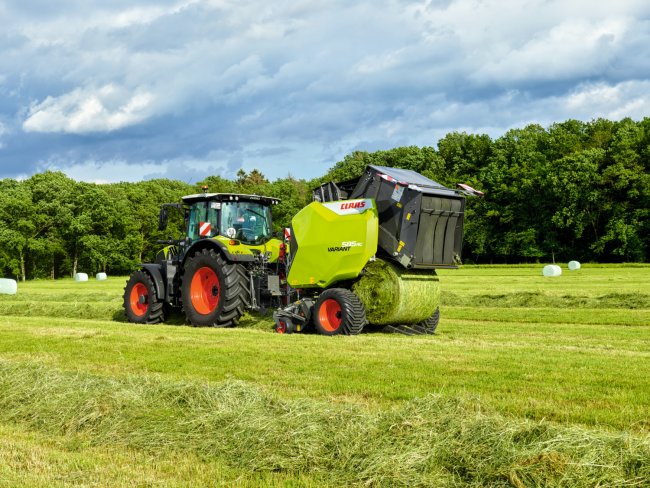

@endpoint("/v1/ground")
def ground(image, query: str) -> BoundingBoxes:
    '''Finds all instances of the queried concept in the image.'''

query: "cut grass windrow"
[0,423,315,488]
[442,291,650,309]
[0,361,648,488]
[443,307,650,326]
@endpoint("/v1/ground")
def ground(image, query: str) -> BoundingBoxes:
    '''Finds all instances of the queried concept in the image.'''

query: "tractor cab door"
[187,201,220,242]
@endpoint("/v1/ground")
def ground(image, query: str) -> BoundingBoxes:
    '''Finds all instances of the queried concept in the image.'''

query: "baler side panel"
[287,200,378,288]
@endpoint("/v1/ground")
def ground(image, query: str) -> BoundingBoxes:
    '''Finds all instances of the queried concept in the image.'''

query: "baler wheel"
[123,270,165,324]
[181,248,249,327]
[314,288,366,336]
[418,307,440,334]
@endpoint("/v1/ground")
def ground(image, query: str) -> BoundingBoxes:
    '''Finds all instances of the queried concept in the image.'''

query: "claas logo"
[340,201,365,210]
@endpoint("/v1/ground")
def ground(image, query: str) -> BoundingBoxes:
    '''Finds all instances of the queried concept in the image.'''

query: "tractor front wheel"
[181,248,249,327]
[123,270,165,324]
[313,288,366,336]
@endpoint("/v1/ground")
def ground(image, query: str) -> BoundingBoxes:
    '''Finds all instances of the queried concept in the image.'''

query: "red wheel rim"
[130,282,149,317]
[319,298,342,332]
[276,321,287,334]
[190,266,220,315]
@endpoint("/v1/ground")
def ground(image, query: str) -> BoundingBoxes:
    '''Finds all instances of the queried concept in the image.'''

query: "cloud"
[564,81,650,120]
[23,84,154,133]
[40,158,163,184]
[0,0,648,182]
[475,19,625,83]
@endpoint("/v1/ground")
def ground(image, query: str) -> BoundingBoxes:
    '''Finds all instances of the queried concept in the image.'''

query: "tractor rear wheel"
[123,270,165,324]
[181,248,249,327]
[313,288,366,336]
[418,307,440,334]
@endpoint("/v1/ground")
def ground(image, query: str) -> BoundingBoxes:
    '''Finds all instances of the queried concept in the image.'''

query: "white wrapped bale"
[542,265,562,277]
[96,272,108,281]
[0,278,17,295]
[568,261,581,271]
[74,273,89,282]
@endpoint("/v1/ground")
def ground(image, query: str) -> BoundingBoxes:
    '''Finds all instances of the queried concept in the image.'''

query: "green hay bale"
[352,258,440,325]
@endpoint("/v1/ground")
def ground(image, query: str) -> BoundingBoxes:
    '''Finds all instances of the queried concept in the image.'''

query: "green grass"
[1,362,648,487]
[0,423,314,487]
[0,265,648,486]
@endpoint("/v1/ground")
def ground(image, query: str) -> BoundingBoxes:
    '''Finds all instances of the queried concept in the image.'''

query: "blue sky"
[1,0,649,183]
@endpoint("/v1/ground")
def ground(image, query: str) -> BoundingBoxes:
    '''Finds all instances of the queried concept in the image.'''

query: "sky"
[1,0,649,183]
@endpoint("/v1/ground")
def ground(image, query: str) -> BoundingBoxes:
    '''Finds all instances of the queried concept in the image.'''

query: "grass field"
[0,264,648,486]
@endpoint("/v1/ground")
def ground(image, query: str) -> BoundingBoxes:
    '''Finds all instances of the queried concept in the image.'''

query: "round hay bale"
[96,272,108,281]
[0,278,17,295]
[74,273,89,282]
[352,258,440,325]
[568,260,581,271]
[542,265,562,277]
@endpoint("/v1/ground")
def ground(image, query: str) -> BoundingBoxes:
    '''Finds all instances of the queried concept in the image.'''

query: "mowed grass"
[0,423,312,488]
[0,264,648,486]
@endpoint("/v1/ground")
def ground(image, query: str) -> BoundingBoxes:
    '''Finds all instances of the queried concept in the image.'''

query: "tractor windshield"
[220,201,273,245]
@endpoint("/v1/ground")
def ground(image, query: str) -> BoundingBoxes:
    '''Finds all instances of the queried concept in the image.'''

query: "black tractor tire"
[313,288,367,336]
[181,248,250,327]
[123,270,165,324]
[418,307,440,334]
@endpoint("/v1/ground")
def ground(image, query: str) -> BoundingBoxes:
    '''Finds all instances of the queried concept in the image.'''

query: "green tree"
[437,132,492,181]
[266,177,311,230]
[545,149,604,260]
[0,180,36,280]
[27,171,78,278]
[592,119,647,260]
[478,125,551,261]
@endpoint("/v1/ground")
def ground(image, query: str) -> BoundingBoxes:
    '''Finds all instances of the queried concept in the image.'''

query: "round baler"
[273,164,465,335]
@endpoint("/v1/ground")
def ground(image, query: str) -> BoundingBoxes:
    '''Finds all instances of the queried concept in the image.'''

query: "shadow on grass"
[111,307,434,337]
[111,307,188,326]
[112,307,276,330]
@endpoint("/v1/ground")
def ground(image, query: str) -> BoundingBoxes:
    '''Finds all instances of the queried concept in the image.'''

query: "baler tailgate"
[415,194,464,267]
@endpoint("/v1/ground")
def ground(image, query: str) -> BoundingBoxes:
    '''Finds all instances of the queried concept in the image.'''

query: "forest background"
[1,117,648,281]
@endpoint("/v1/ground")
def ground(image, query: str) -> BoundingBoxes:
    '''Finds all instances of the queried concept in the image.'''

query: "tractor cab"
[180,193,280,245]
[157,190,284,269]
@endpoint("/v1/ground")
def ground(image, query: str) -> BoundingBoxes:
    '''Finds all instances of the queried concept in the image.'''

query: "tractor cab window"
[220,201,272,245]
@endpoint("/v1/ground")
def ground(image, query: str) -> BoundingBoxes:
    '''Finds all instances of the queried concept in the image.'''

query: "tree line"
[0,170,312,281]
[0,117,647,280]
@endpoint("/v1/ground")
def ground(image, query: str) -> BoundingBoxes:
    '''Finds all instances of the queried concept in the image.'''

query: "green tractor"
[123,191,285,327]
[123,165,475,334]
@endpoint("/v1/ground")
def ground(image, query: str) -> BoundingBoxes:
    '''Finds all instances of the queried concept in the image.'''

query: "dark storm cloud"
[0,0,649,181]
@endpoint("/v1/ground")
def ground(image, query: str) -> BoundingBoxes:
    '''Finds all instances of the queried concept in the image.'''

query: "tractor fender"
[183,239,255,265]
[140,264,166,301]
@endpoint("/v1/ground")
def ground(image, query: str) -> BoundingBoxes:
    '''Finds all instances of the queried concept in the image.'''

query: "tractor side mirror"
[158,206,169,231]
